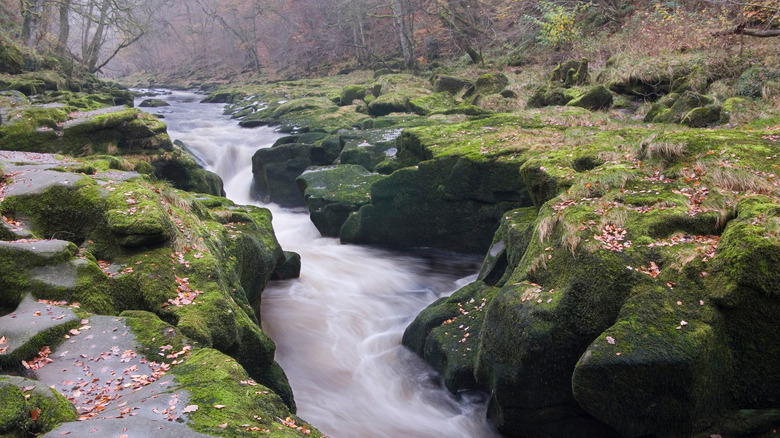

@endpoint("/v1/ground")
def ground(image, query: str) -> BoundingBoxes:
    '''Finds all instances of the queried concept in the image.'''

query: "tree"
[711,0,780,37]
[20,0,46,47]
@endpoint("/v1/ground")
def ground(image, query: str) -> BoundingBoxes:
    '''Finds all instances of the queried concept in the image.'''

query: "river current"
[138,90,502,438]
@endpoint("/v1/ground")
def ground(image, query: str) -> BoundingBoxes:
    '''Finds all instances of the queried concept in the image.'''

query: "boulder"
[645,91,717,125]
[551,59,588,88]
[0,377,77,437]
[152,142,225,196]
[272,251,301,280]
[138,98,170,107]
[432,75,472,95]
[297,165,386,237]
[339,85,366,106]
[566,85,613,111]
[340,155,531,253]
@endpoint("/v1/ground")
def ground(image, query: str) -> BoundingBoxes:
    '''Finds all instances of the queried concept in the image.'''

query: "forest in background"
[0,0,778,81]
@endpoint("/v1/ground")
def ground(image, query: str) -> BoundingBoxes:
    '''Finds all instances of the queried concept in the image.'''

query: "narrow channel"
[140,90,502,438]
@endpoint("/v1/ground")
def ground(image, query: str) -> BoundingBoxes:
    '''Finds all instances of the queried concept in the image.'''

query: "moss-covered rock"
[152,142,225,196]
[297,164,386,237]
[339,85,366,106]
[471,72,509,95]
[0,35,24,75]
[432,75,472,95]
[566,85,613,111]
[0,377,77,437]
[138,98,171,107]
[402,281,499,392]
[340,154,532,253]
[409,92,457,115]
[551,59,589,88]
[252,140,331,207]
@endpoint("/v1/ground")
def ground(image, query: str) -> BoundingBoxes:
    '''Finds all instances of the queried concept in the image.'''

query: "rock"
[566,85,613,111]
[272,251,301,280]
[551,59,588,88]
[735,66,780,98]
[526,86,582,108]
[0,377,77,437]
[0,294,79,368]
[367,91,414,116]
[139,98,171,107]
[646,91,716,124]
[252,143,321,207]
[467,73,509,97]
[340,155,531,253]
[682,104,722,127]
[402,282,499,392]
[0,35,24,75]
[337,128,404,171]
[297,165,386,237]
[432,75,472,95]
[339,85,366,106]
[153,142,225,196]
[409,92,457,116]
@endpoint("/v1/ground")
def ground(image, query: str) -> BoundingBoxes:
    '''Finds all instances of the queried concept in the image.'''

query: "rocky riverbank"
[192,60,780,437]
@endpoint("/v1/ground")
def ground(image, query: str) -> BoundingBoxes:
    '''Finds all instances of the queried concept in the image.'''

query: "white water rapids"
[138,90,502,438]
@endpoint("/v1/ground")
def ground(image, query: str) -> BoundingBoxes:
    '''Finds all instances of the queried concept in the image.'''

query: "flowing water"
[138,90,502,438]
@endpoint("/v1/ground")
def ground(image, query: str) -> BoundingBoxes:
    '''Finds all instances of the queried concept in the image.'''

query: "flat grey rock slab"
[0,166,85,197]
[30,259,85,289]
[0,151,74,166]
[42,417,215,438]
[0,239,73,260]
[0,294,78,360]
[35,315,209,435]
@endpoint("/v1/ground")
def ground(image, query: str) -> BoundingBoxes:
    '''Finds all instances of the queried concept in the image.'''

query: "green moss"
[403,281,499,391]
[0,378,77,437]
[173,349,321,437]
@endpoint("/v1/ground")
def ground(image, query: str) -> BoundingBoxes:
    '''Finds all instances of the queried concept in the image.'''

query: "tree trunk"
[21,0,45,48]
[84,0,111,72]
[392,0,414,68]
[57,0,71,54]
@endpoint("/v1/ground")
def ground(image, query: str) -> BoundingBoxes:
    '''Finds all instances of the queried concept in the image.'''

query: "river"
[137,90,502,438]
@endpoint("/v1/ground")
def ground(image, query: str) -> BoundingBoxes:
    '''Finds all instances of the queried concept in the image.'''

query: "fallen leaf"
[218,423,228,428]
[30,408,41,421]
[214,404,226,409]
[182,405,199,413]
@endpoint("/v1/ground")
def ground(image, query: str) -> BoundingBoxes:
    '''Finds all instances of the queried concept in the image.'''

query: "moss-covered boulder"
[340,154,531,253]
[400,116,780,437]
[138,98,170,107]
[432,75,472,95]
[471,72,509,95]
[0,152,295,412]
[339,85,366,106]
[734,65,780,98]
[152,142,225,196]
[551,59,589,88]
[526,86,583,108]
[297,164,386,237]
[249,133,342,207]
[402,282,499,392]
[0,377,77,437]
[409,92,457,116]
[566,85,613,111]
[336,128,404,172]
[645,91,717,125]
[238,96,369,133]
[0,35,24,75]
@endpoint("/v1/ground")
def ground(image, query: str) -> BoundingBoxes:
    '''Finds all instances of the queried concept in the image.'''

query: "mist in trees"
[6,0,779,77]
